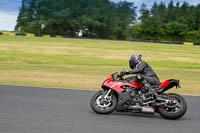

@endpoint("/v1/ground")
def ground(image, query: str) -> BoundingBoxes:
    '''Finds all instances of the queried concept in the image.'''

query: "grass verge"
[0,36,200,94]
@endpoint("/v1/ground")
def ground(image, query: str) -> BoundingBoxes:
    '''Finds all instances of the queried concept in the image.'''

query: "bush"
[185,30,200,42]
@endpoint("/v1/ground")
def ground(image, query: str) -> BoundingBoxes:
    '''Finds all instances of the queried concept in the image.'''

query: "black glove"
[119,70,129,77]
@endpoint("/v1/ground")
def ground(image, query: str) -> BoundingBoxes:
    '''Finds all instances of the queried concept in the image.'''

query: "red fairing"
[102,73,144,93]
[102,75,113,86]
[159,80,171,88]
[105,75,113,80]
[103,81,134,93]
[111,82,126,92]
[131,82,144,88]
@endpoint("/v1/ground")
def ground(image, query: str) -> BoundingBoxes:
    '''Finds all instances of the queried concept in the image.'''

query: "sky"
[0,0,21,31]
[0,0,200,31]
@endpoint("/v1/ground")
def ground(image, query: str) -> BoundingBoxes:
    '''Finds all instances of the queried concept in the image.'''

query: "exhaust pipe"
[141,107,155,113]
[128,106,154,113]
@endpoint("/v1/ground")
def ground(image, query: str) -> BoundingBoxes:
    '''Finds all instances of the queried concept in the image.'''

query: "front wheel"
[158,93,187,120]
[90,90,118,114]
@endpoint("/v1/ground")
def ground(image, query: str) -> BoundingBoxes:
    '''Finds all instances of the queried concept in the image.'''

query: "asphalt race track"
[0,84,199,133]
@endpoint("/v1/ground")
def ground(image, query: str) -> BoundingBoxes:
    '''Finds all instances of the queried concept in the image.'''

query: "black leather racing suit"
[126,61,160,86]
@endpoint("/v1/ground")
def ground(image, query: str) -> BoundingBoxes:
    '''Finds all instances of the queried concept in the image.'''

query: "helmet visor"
[129,56,138,69]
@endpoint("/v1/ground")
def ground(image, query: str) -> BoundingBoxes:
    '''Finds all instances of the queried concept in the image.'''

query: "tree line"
[136,1,200,42]
[15,0,200,42]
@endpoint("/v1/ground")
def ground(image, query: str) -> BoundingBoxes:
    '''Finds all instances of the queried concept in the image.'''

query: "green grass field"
[0,36,200,95]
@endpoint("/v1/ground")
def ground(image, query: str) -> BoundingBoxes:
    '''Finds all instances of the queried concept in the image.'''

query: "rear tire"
[90,90,118,114]
[158,93,187,120]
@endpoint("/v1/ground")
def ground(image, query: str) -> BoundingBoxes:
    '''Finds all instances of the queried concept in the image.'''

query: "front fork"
[101,89,112,100]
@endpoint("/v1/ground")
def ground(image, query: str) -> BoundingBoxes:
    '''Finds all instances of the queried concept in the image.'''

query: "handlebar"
[112,72,123,81]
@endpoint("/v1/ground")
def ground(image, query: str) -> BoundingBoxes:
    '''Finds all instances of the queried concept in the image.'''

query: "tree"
[165,21,187,41]
[167,0,176,22]
[157,2,167,23]
[15,0,137,39]
[15,0,29,32]
[139,3,150,23]
[151,2,159,17]
[15,0,200,42]
[139,16,163,40]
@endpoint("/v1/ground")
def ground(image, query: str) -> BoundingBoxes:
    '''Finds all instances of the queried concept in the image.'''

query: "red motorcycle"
[90,72,187,120]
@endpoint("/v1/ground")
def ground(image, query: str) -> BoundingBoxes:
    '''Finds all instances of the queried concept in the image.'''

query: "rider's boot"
[135,74,156,102]
[141,80,156,102]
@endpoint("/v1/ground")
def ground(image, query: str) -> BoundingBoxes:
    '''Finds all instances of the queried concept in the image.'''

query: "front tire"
[158,93,187,120]
[90,90,118,114]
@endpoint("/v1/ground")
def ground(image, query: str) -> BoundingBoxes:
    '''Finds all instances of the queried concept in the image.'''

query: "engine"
[120,85,144,106]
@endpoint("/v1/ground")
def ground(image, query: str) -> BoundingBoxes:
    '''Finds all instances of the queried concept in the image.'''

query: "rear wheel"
[90,90,118,114]
[158,93,187,120]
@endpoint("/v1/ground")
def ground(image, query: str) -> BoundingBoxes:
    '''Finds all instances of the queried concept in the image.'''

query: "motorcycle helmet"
[129,54,142,69]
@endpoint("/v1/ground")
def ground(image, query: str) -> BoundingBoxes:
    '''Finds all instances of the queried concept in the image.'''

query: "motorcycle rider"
[120,54,160,97]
